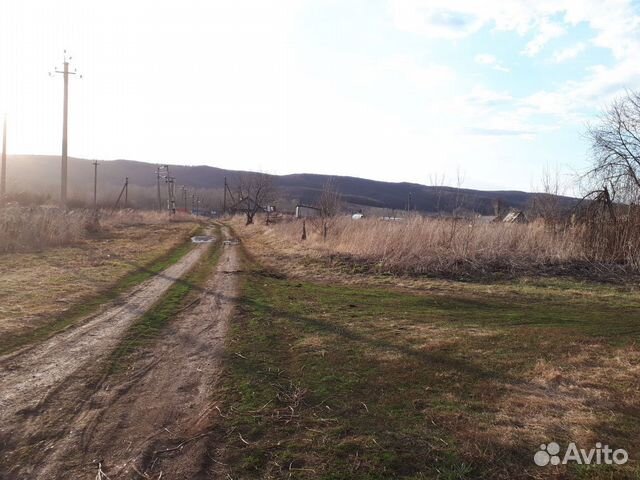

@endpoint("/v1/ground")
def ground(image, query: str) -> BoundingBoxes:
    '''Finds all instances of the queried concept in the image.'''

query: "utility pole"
[166,173,176,215]
[223,176,227,215]
[181,185,187,211]
[52,51,80,207]
[156,166,162,211]
[92,160,99,208]
[113,177,129,210]
[1,115,6,203]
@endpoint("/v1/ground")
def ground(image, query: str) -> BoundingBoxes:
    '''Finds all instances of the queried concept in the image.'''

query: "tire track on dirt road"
[0,234,211,434]
[2,225,241,479]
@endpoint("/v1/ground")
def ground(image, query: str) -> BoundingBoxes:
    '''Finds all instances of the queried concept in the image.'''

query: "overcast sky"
[1,0,639,191]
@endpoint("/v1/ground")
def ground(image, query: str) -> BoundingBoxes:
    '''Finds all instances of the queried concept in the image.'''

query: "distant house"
[352,212,365,220]
[295,204,321,219]
[501,211,527,224]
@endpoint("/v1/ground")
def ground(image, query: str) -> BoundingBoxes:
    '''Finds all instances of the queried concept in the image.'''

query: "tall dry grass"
[257,215,640,278]
[0,206,90,253]
[0,207,197,253]
[100,209,194,227]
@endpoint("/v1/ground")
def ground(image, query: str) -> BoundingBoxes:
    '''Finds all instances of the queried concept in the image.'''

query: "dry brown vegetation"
[215,215,640,479]
[0,214,200,349]
[220,224,640,479]
[235,215,640,279]
[0,206,89,253]
[0,206,195,253]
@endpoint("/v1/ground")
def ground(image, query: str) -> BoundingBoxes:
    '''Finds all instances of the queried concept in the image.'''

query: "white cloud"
[464,86,513,106]
[521,20,565,56]
[390,0,640,123]
[388,0,540,38]
[474,53,510,72]
[389,0,485,39]
[561,0,640,60]
[381,54,457,87]
[552,42,586,63]
[388,0,637,60]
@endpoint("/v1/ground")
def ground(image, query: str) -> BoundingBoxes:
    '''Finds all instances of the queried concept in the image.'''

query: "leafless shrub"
[531,164,567,225]
[574,188,640,268]
[312,178,342,240]
[577,90,640,268]
[235,173,275,225]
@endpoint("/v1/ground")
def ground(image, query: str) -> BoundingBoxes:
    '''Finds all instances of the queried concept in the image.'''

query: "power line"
[50,51,81,207]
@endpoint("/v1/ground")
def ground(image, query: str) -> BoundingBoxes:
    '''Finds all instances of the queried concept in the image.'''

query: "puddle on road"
[191,235,215,243]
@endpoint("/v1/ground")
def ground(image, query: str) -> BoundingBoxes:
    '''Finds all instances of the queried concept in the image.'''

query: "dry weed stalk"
[0,206,195,253]
[245,214,640,276]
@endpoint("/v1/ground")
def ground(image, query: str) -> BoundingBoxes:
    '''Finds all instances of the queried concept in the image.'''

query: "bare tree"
[532,164,566,224]
[236,173,275,225]
[586,90,640,203]
[316,178,341,240]
[452,167,467,216]
[429,172,446,215]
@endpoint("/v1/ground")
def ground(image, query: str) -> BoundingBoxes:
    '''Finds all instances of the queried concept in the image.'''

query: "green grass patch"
[218,271,640,479]
[0,225,202,356]
[106,225,222,373]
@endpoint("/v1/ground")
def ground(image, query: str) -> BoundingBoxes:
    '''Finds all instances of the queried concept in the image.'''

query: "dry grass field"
[2,210,639,478]
[213,216,640,479]
[233,215,640,280]
[0,209,201,354]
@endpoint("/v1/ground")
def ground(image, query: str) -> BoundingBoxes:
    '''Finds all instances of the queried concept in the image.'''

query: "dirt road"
[0,225,241,478]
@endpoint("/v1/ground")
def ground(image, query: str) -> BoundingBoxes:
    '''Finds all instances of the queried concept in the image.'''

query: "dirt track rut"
[0,227,239,478]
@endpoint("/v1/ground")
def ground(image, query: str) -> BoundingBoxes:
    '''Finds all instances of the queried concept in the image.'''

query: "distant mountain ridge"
[4,155,578,214]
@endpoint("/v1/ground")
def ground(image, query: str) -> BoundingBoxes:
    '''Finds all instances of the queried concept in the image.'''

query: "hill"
[3,155,577,214]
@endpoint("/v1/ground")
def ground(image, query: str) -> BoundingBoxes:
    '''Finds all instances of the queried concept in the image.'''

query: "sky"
[0,1,639,192]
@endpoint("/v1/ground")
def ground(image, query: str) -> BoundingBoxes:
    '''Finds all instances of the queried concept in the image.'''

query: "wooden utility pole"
[156,166,162,211]
[1,115,6,203]
[113,177,129,210]
[223,176,227,215]
[92,160,99,208]
[165,172,176,215]
[52,52,79,207]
